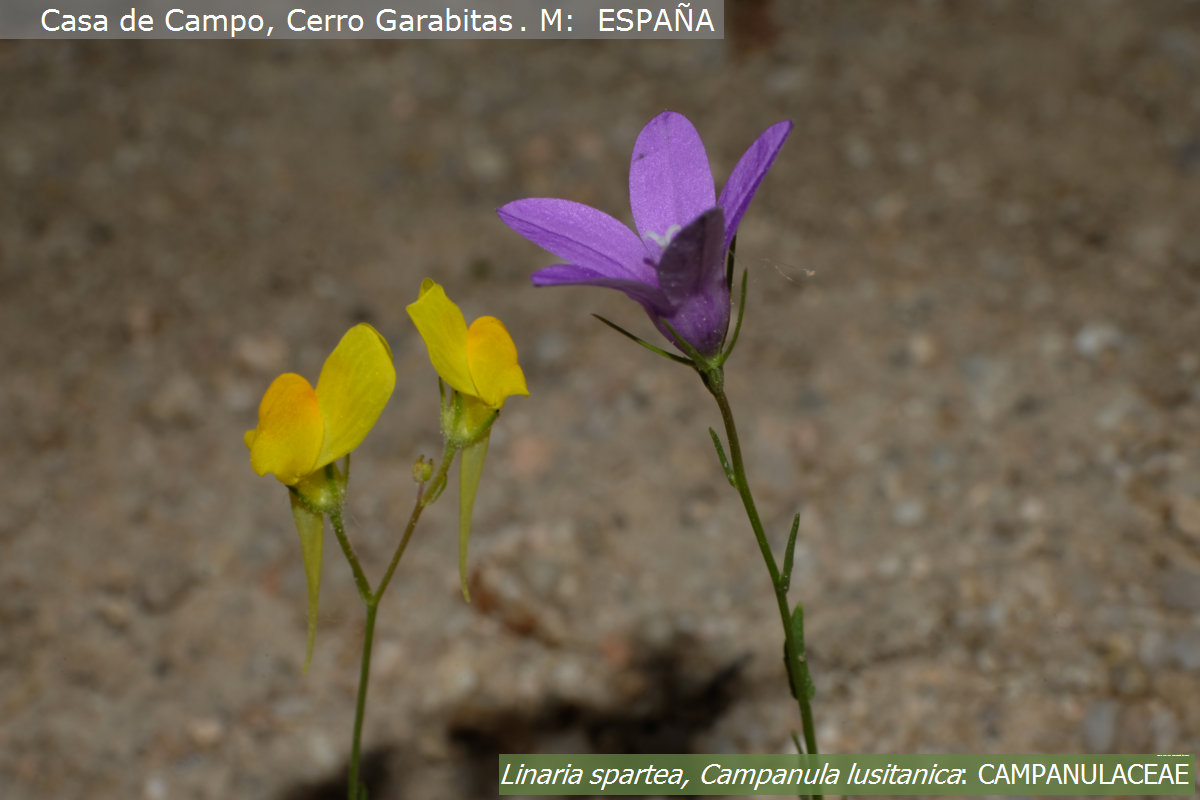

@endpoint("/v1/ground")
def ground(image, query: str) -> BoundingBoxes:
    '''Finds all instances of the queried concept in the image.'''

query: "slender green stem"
[330,509,372,604]
[330,506,377,800]
[332,444,457,800]
[704,368,821,791]
[420,440,458,509]
[378,448,452,599]
[347,599,378,800]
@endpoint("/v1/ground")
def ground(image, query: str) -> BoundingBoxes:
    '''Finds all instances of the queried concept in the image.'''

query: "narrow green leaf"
[790,603,816,701]
[457,434,491,602]
[781,512,801,592]
[789,603,804,648]
[708,427,736,487]
[287,491,325,673]
[801,664,816,700]
[783,639,798,700]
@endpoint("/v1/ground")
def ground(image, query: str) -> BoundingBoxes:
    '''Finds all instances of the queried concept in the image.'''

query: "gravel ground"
[2,3,1200,798]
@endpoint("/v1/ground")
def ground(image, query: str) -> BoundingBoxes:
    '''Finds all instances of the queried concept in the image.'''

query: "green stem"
[332,445,456,800]
[704,368,821,791]
[347,599,378,800]
[421,439,458,508]
[378,447,452,599]
[330,509,372,605]
[329,507,375,800]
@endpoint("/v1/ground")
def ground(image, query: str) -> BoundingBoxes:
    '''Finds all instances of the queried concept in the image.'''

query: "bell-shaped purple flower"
[498,111,792,358]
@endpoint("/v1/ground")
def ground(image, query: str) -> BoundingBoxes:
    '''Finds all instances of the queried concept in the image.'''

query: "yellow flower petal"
[406,278,478,398]
[313,323,396,469]
[246,373,323,485]
[466,316,529,409]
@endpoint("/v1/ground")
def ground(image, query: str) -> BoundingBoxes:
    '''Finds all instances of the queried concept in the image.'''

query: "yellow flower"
[245,323,397,487]
[244,323,395,671]
[406,277,528,434]
[407,278,528,601]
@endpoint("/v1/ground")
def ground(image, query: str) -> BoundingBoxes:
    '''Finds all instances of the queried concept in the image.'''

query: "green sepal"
[441,386,499,449]
[659,317,707,366]
[593,314,694,366]
[708,427,736,488]
[457,433,491,602]
[287,489,325,673]
[716,268,749,368]
[786,603,816,701]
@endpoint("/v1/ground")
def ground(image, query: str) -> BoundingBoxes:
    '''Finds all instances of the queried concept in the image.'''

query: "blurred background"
[2,2,1199,797]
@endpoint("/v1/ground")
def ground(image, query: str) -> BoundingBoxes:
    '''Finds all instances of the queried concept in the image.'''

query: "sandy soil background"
[2,2,1200,798]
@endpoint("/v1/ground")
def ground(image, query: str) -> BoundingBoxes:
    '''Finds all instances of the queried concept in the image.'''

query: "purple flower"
[498,111,792,358]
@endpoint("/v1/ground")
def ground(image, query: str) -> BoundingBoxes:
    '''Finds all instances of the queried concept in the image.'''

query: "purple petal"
[654,291,730,358]
[628,112,716,243]
[531,263,671,313]
[716,120,793,251]
[498,198,651,282]
[654,208,730,356]
[656,207,726,307]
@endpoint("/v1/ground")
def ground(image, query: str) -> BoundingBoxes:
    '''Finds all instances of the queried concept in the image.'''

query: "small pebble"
[147,373,204,426]
[232,333,288,374]
[143,775,167,800]
[97,597,132,631]
[908,333,938,367]
[892,499,927,528]
[186,717,224,749]
[1169,631,1200,671]
[1081,700,1118,752]
[1074,322,1124,359]
[1157,568,1200,612]
[1137,630,1169,670]
[137,558,196,614]
[1170,494,1200,542]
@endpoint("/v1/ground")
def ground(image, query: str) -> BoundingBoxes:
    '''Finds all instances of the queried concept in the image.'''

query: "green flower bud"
[413,455,434,483]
